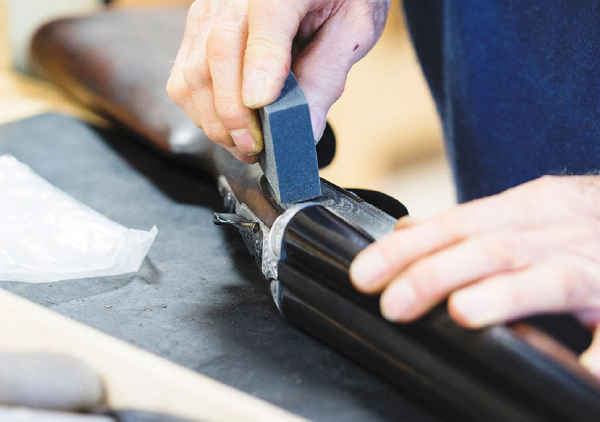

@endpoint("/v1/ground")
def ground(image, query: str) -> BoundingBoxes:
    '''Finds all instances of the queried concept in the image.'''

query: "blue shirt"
[403,1,600,202]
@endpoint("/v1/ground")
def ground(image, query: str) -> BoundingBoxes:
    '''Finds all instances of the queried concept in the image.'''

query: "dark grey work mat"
[0,113,440,422]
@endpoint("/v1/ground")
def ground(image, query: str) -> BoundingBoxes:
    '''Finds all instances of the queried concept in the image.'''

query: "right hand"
[167,0,390,163]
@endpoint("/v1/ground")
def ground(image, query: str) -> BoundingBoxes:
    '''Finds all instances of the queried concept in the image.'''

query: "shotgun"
[29,7,600,421]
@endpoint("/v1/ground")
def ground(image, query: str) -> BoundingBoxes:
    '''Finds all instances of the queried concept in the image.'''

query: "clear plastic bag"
[0,154,157,282]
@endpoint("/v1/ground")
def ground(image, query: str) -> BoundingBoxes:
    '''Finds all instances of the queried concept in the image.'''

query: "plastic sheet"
[0,154,157,282]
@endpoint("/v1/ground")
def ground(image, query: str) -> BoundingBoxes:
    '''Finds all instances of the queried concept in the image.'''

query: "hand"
[350,175,600,376]
[167,0,389,162]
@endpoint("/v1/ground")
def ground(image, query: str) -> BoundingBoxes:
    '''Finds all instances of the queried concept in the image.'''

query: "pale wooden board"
[0,0,105,127]
[0,0,103,126]
[0,0,9,70]
[0,71,107,127]
[0,288,307,422]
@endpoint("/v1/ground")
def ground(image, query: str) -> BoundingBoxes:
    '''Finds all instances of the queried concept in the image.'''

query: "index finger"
[350,184,554,294]
[242,0,313,108]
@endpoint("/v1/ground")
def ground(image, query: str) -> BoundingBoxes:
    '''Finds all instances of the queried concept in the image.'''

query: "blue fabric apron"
[403,1,600,202]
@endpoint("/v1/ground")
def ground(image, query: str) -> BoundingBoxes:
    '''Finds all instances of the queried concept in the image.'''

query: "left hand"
[349,175,600,376]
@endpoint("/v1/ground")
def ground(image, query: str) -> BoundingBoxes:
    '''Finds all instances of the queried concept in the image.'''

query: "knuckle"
[377,233,410,272]
[214,95,246,126]
[346,3,380,40]
[428,217,461,246]
[202,120,230,145]
[187,0,202,16]
[303,69,348,106]
[166,76,189,103]
[403,261,445,299]
[206,25,244,60]
[249,0,301,23]
[482,236,518,270]
[246,34,290,60]
[187,0,215,24]
[182,62,211,92]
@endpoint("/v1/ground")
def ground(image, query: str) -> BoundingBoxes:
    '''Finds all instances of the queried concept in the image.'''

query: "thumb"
[580,323,600,378]
[243,0,311,109]
[293,3,386,141]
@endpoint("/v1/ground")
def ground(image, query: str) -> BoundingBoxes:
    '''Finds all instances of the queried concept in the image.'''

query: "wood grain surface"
[0,288,307,422]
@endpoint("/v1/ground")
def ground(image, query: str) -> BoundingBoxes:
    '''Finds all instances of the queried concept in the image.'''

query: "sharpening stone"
[259,72,322,203]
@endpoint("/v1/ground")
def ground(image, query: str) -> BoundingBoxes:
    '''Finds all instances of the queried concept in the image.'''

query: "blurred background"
[0,0,454,217]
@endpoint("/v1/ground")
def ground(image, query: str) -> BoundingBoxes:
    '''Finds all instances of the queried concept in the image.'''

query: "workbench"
[0,113,441,422]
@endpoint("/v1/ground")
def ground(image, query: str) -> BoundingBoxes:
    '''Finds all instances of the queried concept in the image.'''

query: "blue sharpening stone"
[259,72,322,203]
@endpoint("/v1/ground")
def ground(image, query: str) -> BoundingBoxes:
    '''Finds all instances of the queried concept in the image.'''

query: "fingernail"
[230,129,259,156]
[451,289,498,327]
[243,71,266,107]
[380,280,417,321]
[309,106,325,143]
[350,248,388,289]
